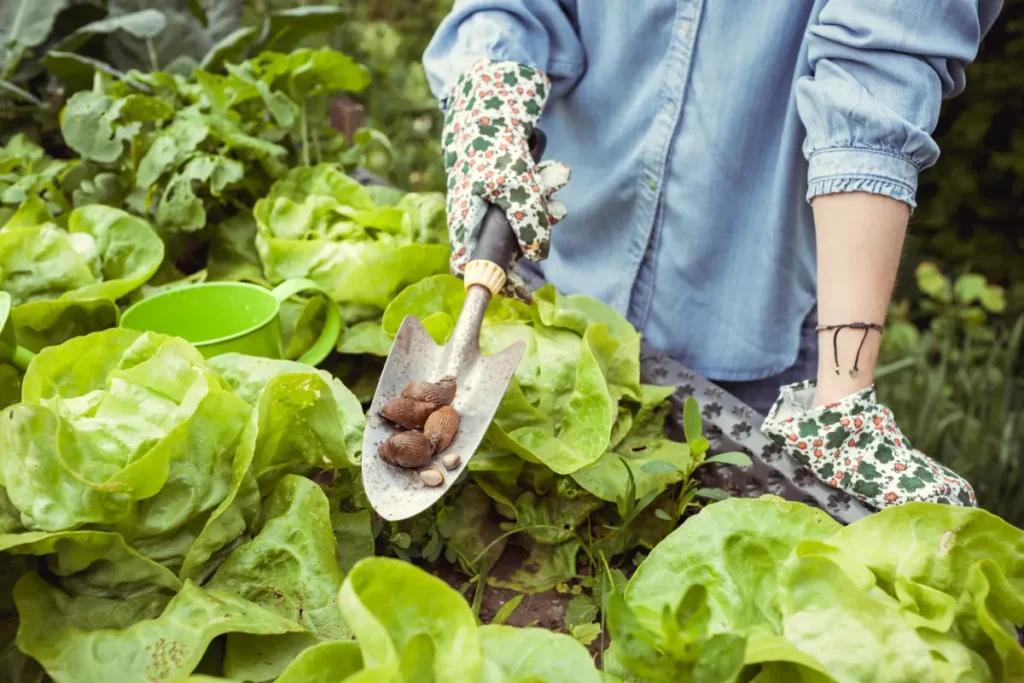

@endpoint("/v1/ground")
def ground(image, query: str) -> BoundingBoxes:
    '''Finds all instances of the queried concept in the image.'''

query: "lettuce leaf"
[14,574,302,683]
[623,496,1024,682]
[0,202,163,350]
[253,164,449,308]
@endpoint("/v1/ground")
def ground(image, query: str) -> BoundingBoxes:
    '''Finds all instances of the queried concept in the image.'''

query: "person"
[422,0,1002,510]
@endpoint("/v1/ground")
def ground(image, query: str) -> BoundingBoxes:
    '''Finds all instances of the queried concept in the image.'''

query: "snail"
[378,431,433,469]
[380,397,436,430]
[401,376,457,406]
[424,406,460,454]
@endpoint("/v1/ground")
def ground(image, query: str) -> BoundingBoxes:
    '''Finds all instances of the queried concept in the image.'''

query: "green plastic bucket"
[119,279,341,365]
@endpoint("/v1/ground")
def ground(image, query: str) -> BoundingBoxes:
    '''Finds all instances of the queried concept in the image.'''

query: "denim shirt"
[423,0,1001,382]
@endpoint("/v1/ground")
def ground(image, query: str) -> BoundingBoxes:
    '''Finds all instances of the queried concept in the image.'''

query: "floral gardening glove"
[762,381,977,510]
[442,59,571,274]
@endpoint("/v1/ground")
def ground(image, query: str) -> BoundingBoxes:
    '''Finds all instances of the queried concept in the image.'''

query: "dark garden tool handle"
[472,128,547,273]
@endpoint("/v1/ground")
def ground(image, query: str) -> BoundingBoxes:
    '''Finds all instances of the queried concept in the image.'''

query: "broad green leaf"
[260,6,346,53]
[0,530,182,594]
[64,205,164,300]
[199,27,259,72]
[338,557,482,682]
[742,627,835,681]
[0,0,68,74]
[809,502,1024,679]
[381,274,465,340]
[336,320,392,356]
[915,262,951,303]
[135,116,210,188]
[980,284,1007,313]
[437,483,507,575]
[703,451,753,467]
[253,47,371,99]
[331,509,374,575]
[275,640,364,683]
[156,154,244,232]
[14,574,303,683]
[1,333,244,533]
[954,273,987,304]
[180,357,363,580]
[574,386,691,502]
[210,476,348,680]
[43,52,128,93]
[488,538,580,593]
[479,625,603,682]
[254,166,449,307]
[51,9,167,54]
[625,497,841,636]
[533,285,641,401]
[683,396,702,444]
[206,213,266,284]
[779,555,955,682]
[0,206,160,337]
[61,92,135,163]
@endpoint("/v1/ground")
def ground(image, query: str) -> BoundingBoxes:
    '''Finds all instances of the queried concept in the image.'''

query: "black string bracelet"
[816,322,884,378]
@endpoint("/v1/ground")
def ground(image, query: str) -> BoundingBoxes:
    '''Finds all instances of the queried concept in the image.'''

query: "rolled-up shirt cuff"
[806,147,921,209]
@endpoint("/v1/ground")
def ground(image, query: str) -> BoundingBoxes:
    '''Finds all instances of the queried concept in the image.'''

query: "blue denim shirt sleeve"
[422,0,586,106]
[796,0,1003,208]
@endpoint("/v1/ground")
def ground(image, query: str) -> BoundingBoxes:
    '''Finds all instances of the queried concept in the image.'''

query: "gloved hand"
[762,381,977,509]
[442,59,570,274]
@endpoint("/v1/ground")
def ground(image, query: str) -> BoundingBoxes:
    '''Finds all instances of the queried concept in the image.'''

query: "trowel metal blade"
[362,314,525,521]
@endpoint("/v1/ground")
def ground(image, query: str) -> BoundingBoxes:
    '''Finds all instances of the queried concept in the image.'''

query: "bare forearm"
[812,192,909,406]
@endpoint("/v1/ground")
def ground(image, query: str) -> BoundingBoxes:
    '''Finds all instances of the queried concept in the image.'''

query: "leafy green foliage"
[0,199,163,350]
[878,262,1024,526]
[621,496,1024,682]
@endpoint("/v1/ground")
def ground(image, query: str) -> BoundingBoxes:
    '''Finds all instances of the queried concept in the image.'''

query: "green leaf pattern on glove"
[762,381,977,509]
[442,59,570,273]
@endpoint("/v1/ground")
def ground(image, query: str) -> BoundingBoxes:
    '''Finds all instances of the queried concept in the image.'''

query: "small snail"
[424,406,460,454]
[378,431,433,469]
[401,376,457,406]
[380,397,436,430]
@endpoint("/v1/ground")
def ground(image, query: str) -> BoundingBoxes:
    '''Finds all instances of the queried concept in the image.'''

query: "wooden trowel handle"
[464,128,547,296]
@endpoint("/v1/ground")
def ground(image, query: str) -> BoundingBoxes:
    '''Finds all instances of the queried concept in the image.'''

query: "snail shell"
[401,376,457,406]
[380,397,436,429]
[424,406,460,454]
[378,431,433,469]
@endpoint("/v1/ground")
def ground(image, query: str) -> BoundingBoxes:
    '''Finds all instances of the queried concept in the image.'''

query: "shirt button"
[647,176,658,191]
[664,102,676,116]
[677,20,692,37]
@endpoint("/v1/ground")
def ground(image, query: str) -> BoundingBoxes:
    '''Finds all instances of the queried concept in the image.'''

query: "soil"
[425,550,609,664]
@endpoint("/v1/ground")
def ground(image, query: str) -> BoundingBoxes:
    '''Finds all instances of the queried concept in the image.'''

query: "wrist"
[813,323,882,406]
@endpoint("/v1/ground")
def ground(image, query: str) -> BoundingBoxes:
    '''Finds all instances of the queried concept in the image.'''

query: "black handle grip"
[472,128,547,273]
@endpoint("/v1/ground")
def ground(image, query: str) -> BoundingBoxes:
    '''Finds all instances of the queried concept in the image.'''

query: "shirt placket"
[620,1,704,328]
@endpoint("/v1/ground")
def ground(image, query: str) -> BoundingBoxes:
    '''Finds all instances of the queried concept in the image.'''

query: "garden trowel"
[362,131,547,521]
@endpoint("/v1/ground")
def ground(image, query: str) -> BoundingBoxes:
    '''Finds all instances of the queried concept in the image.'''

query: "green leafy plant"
[617,496,1024,682]
[878,262,1024,527]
